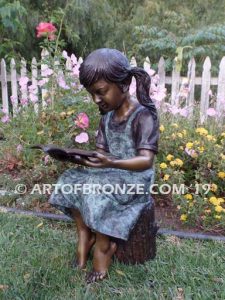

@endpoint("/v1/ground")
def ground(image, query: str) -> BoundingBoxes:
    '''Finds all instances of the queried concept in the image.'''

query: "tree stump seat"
[113,203,158,265]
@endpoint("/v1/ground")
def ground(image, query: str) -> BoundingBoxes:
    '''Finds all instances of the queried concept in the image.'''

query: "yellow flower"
[163,174,170,181]
[209,197,221,206]
[206,135,216,141]
[166,154,174,161]
[182,129,187,136]
[177,133,183,138]
[174,158,183,167]
[221,132,225,138]
[218,171,225,179]
[214,215,221,220]
[172,123,178,128]
[160,163,167,169]
[66,110,76,116]
[179,146,184,150]
[215,205,223,213]
[189,203,194,207]
[194,140,200,145]
[186,142,194,149]
[184,194,193,200]
[160,125,165,132]
[210,184,217,192]
[180,214,187,221]
[196,127,208,136]
[217,198,225,204]
[198,146,205,153]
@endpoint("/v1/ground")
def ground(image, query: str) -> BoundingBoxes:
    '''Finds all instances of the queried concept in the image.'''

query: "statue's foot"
[72,232,96,270]
[86,241,117,284]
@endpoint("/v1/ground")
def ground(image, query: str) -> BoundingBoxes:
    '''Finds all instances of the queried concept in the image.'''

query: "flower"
[207,108,217,117]
[209,197,223,206]
[186,142,193,149]
[160,162,167,169]
[210,184,217,192]
[196,127,208,136]
[166,154,174,161]
[185,147,198,158]
[177,132,183,138]
[36,22,57,40]
[75,132,89,143]
[184,194,193,200]
[74,113,89,129]
[214,215,221,220]
[159,125,165,132]
[1,115,10,123]
[180,214,187,221]
[172,123,178,128]
[163,174,170,181]
[218,171,225,179]
[215,205,224,213]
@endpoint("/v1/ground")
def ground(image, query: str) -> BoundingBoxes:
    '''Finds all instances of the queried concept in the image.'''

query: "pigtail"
[130,67,157,120]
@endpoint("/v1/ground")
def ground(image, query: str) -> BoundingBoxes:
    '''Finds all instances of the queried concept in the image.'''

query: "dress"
[49,105,159,240]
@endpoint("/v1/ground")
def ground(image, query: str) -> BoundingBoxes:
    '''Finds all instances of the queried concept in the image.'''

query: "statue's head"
[79,48,132,93]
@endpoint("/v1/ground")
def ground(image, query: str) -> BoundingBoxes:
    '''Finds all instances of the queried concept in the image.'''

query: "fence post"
[158,57,165,89]
[200,57,211,124]
[20,58,28,101]
[216,56,225,121]
[10,58,18,115]
[1,59,9,114]
[186,58,196,117]
[31,57,39,113]
[171,58,181,106]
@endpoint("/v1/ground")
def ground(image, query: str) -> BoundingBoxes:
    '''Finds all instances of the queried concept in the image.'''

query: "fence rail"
[0,51,225,124]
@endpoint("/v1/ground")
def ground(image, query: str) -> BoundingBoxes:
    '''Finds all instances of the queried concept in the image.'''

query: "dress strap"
[126,106,144,127]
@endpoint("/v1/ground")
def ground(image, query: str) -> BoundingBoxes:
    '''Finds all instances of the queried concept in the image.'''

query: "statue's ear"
[120,84,129,93]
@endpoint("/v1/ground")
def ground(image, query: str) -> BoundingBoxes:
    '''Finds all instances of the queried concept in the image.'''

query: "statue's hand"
[84,152,113,168]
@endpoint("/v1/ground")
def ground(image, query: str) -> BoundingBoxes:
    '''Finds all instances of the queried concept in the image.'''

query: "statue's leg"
[70,208,96,269]
[86,232,117,284]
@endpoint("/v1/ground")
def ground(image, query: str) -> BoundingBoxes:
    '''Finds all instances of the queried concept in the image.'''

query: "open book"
[30,144,117,163]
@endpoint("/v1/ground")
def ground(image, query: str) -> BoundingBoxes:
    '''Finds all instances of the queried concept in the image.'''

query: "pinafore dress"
[49,106,154,240]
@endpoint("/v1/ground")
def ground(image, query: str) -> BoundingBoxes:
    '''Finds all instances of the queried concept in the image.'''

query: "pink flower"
[57,75,70,90]
[16,144,23,153]
[62,50,68,59]
[1,115,10,123]
[41,65,53,77]
[75,132,89,143]
[38,78,48,87]
[71,54,78,65]
[207,108,217,117]
[10,95,17,105]
[19,76,29,87]
[20,98,28,106]
[74,112,89,129]
[185,147,196,158]
[36,22,57,40]
[179,107,189,118]
[169,105,180,115]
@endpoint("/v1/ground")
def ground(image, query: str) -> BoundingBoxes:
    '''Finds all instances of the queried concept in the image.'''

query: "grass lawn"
[0,213,224,300]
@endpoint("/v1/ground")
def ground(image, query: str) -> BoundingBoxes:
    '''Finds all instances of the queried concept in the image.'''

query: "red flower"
[36,22,57,40]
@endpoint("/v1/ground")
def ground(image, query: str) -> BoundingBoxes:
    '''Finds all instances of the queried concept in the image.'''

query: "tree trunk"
[113,202,158,264]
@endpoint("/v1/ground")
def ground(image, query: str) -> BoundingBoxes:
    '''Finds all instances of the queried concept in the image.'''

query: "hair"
[79,48,157,119]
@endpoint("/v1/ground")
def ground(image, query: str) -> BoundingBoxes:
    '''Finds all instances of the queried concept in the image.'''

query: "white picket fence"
[0,51,225,123]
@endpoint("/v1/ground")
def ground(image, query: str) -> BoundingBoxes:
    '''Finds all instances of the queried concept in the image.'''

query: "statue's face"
[87,79,127,112]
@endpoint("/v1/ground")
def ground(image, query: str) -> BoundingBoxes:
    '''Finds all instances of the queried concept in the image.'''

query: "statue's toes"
[86,271,107,284]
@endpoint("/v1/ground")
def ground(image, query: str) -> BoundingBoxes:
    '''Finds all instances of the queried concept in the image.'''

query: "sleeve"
[95,115,109,151]
[133,108,160,154]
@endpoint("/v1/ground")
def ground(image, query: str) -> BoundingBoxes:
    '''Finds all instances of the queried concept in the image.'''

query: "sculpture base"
[113,203,158,265]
